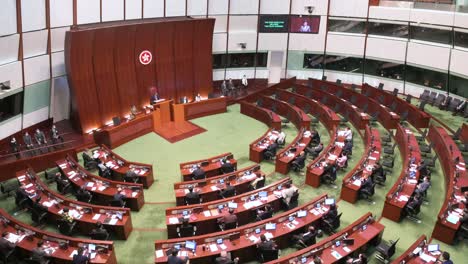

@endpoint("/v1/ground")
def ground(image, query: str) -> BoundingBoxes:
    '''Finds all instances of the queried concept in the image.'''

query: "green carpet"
[1,103,466,264]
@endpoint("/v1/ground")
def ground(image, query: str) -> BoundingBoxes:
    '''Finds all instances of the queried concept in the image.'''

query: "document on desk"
[59,163,67,169]
[220,244,227,250]
[331,251,342,259]
[169,217,179,224]
[132,192,138,197]
[203,210,211,217]
[87,182,95,187]
[108,218,118,225]
[155,250,164,258]
[353,180,362,187]
[420,253,436,263]
[92,214,101,220]
[398,195,409,202]
[447,214,460,224]
[343,247,351,253]
[369,156,376,160]
[210,244,218,252]
[264,232,273,240]
[249,235,259,243]
[211,186,218,191]
[69,250,78,258]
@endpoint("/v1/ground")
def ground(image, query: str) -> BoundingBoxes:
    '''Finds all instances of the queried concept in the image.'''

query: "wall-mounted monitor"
[289,15,321,34]
[259,15,289,33]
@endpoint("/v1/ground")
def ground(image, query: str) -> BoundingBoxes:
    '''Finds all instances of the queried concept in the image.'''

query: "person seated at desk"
[221,160,235,174]
[453,100,466,116]
[215,250,239,264]
[72,247,90,264]
[31,240,51,264]
[51,125,64,144]
[250,173,265,190]
[417,161,430,177]
[191,166,206,180]
[404,193,423,216]
[291,151,307,172]
[32,196,48,214]
[359,176,375,197]
[150,91,161,105]
[195,93,202,102]
[0,232,16,259]
[181,96,189,104]
[219,208,238,230]
[256,204,273,221]
[23,132,34,149]
[342,140,353,154]
[281,183,298,207]
[90,221,109,240]
[311,130,321,145]
[339,127,353,142]
[76,186,92,203]
[263,142,278,160]
[113,188,127,207]
[125,169,139,183]
[336,152,348,169]
[306,143,323,158]
[220,182,236,198]
[276,131,286,145]
[292,225,318,248]
[371,162,385,182]
[257,234,277,252]
[61,208,75,224]
[34,129,47,146]
[323,203,338,224]
[185,186,200,205]
[168,248,189,264]
[346,253,368,264]
[439,251,453,264]
[415,176,431,196]
[55,173,72,194]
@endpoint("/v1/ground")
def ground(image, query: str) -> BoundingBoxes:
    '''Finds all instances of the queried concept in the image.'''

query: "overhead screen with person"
[290,15,321,33]
[259,15,321,34]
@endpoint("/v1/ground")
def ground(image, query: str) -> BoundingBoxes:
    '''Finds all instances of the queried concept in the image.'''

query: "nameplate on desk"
[331,251,342,259]
[155,250,164,258]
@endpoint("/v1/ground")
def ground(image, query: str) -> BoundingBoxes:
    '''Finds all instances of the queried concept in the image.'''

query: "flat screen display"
[289,15,321,34]
[259,15,289,33]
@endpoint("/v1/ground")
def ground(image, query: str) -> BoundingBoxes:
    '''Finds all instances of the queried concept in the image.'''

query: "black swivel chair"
[109,199,127,208]
[1,247,15,264]
[259,249,279,263]
[90,229,110,241]
[359,183,376,204]
[185,196,201,205]
[31,207,48,226]
[219,188,236,199]
[375,238,399,263]
[57,219,77,236]
[176,224,197,238]
[219,220,238,231]
[263,150,276,161]
[322,212,342,235]
[405,202,422,223]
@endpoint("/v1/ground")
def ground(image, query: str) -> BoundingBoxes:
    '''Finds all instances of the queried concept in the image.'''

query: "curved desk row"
[179,152,237,181]
[428,125,468,245]
[0,208,117,264]
[341,126,382,203]
[391,235,427,264]
[57,156,145,211]
[276,128,312,175]
[267,212,384,264]
[240,101,282,131]
[174,164,263,206]
[165,177,293,238]
[155,194,329,264]
[16,168,133,240]
[249,129,280,163]
[93,145,154,188]
[309,79,400,130]
[254,95,311,129]
[382,125,422,222]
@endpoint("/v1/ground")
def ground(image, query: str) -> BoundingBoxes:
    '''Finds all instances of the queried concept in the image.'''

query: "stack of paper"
[169,217,179,224]
[155,250,164,258]
[209,244,218,251]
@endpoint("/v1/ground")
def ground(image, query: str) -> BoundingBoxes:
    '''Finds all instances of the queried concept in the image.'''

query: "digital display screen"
[289,15,321,34]
[259,15,289,33]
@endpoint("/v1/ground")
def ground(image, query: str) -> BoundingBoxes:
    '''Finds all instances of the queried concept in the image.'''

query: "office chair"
[219,221,238,231]
[57,219,77,235]
[55,177,72,195]
[185,196,201,205]
[255,209,273,221]
[448,98,461,112]
[428,92,437,106]
[24,258,50,264]
[420,142,434,154]
[418,101,427,111]
[83,153,98,171]
[322,171,337,189]
[420,90,430,102]
[405,94,412,104]
[383,143,397,156]
[1,247,15,264]
[375,238,399,263]
[423,155,437,168]
[405,202,422,223]
[219,188,236,199]
[321,75,327,81]
[14,190,32,210]
[415,129,428,142]
[109,199,127,208]
[124,175,139,184]
[263,150,276,161]
[44,169,57,184]
[176,224,197,238]
[282,191,299,210]
[31,207,48,226]
[291,160,305,173]
[0,181,19,198]
[249,178,265,191]
[458,223,468,241]
[90,229,110,240]
[451,127,461,141]
[374,171,387,186]
[382,132,393,145]
[378,83,384,90]
[399,111,409,124]
[359,183,376,204]
[370,112,380,125]
[259,249,279,263]
[382,156,395,173]
[322,212,342,235]
[76,191,93,203]
[434,94,445,108]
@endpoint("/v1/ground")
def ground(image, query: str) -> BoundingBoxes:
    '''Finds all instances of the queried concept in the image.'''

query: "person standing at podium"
[150,90,160,105]
[241,75,248,88]
[195,93,202,102]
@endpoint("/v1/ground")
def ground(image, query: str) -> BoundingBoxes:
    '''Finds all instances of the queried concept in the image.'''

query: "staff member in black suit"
[220,182,235,198]
[150,90,161,104]
[72,247,90,264]
[292,226,318,248]
[215,251,239,264]
[191,166,206,180]
[263,142,278,160]
[220,160,235,174]
[257,234,277,252]
[31,240,50,264]
[113,188,127,207]
[185,186,200,204]
[291,151,307,172]
[76,186,92,203]
[90,221,109,240]
[167,248,189,264]
[0,232,15,259]
[23,132,34,149]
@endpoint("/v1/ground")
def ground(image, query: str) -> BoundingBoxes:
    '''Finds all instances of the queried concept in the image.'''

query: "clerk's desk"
[180,152,237,181]
[173,97,227,122]
[428,125,468,244]
[174,164,262,206]
[0,208,117,264]
[93,145,154,188]
[382,125,422,222]
[165,177,293,238]
[305,134,345,188]
[240,101,282,131]
[275,128,312,175]
[155,194,330,264]
[391,235,427,264]
[267,212,384,264]
[341,127,381,203]
[57,156,145,211]
[250,129,281,163]
[308,79,401,130]
[16,168,132,239]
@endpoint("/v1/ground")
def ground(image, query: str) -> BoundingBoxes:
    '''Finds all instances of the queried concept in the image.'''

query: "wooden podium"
[152,100,173,129]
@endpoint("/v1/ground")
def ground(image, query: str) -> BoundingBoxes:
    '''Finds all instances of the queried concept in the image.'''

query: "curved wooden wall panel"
[65,18,215,133]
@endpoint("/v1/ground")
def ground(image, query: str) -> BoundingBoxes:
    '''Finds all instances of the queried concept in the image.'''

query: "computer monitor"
[297,210,307,218]
[255,228,261,234]
[427,244,439,252]
[88,244,96,251]
[185,241,196,251]
[258,191,268,198]
[265,223,276,230]
[182,210,189,216]
[343,238,355,246]
[325,198,335,205]
[218,204,224,210]
[335,241,341,247]
[219,179,224,184]
[174,244,181,250]
[216,238,223,244]
[277,185,282,190]
[301,257,307,263]
[228,202,238,209]
[250,195,256,201]
[288,216,295,222]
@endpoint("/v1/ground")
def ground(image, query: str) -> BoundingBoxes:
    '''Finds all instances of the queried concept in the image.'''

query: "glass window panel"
[409,25,452,45]
[363,59,405,80]
[213,54,227,69]
[328,19,366,34]
[0,92,23,122]
[324,56,363,73]
[405,65,447,91]
[303,54,325,69]
[228,53,256,68]
[454,30,468,49]
[367,22,409,39]
[449,74,468,98]
[256,53,268,67]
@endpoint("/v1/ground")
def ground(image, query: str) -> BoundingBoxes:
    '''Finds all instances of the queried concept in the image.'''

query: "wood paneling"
[66,18,215,133]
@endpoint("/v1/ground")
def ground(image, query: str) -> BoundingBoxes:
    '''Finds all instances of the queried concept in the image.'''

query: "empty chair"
[424,155,438,168]
[322,212,342,235]
[420,90,430,102]
[375,238,399,263]
[184,195,201,205]
[428,91,437,105]
[434,93,446,107]
[109,199,127,208]
[415,129,428,142]
[359,182,376,204]
[219,220,238,231]
[448,98,461,112]
[384,143,397,156]
[440,96,452,110]
[57,219,77,235]
[0,180,19,198]
[321,75,327,81]
[418,101,427,111]
[351,84,357,91]
[362,104,369,113]
[176,220,197,238]
[259,249,279,263]
[420,142,433,154]
[382,156,395,170]
[400,111,408,124]
[382,132,393,144]
[374,170,387,186]
[406,94,412,103]
[83,152,98,171]
[405,196,423,223]
[452,128,461,141]
[370,112,380,124]
[392,88,398,96]
[336,79,342,85]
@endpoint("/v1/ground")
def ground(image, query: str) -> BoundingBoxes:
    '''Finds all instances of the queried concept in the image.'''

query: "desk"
[295,85,369,130]
[16,169,133,240]
[382,125,422,222]
[309,79,400,130]
[57,156,145,211]
[257,95,311,129]
[361,84,430,128]
[173,97,227,122]
[341,127,381,203]
[155,194,329,264]
[0,208,117,264]
[165,177,292,238]
[180,152,237,181]
[93,145,154,188]
[428,125,468,244]
[276,128,312,175]
[174,164,262,206]
[240,101,282,130]
[305,135,345,188]
[392,235,427,264]
[267,212,384,264]
[93,113,153,149]
[249,129,281,163]
[403,244,444,264]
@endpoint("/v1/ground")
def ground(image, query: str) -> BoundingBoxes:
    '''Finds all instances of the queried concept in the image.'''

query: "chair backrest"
[178,225,195,237]
[388,238,399,257]
[289,191,300,204]
[224,221,237,230]
[406,94,412,103]
[261,249,279,262]
[392,88,399,96]
[255,178,266,189]
[109,199,124,207]
[305,90,313,98]
[185,196,200,205]
[336,79,342,85]
[303,104,311,114]
[91,230,109,240]
[288,97,296,105]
